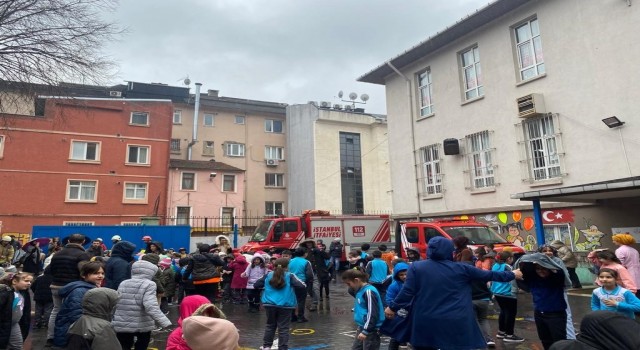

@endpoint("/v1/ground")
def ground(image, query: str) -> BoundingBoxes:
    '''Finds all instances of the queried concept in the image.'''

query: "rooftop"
[169,159,244,172]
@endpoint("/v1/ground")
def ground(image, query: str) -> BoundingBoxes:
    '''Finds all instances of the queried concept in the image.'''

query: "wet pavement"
[30,283,597,350]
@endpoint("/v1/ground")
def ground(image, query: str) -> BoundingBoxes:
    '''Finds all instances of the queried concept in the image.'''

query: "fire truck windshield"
[442,226,508,245]
[249,220,274,242]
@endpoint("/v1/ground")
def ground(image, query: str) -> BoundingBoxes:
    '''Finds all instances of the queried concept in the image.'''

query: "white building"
[286,103,391,215]
[359,0,640,254]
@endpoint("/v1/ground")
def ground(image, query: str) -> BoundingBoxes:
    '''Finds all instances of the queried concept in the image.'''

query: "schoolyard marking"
[291,328,315,335]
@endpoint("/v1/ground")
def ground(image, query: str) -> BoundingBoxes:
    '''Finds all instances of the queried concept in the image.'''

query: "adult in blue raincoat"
[385,236,521,350]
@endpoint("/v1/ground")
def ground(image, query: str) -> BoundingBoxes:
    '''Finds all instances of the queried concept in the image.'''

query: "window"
[127,145,150,165]
[130,112,149,126]
[265,202,284,216]
[170,139,181,153]
[67,180,97,202]
[176,207,191,225]
[544,224,574,250]
[221,207,234,226]
[235,115,245,124]
[340,132,363,214]
[424,228,443,242]
[222,174,236,192]
[405,227,419,243]
[124,182,147,203]
[466,131,494,189]
[265,173,285,187]
[515,18,545,81]
[181,172,195,190]
[203,141,215,156]
[418,69,434,116]
[265,146,284,160]
[203,113,215,127]
[523,115,562,181]
[173,110,182,124]
[225,143,245,157]
[70,141,100,161]
[420,144,442,195]
[63,221,94,226]
[121,222,142,226]
[0,135,6,158]
[265,119,283,133]
[460,46,483,100]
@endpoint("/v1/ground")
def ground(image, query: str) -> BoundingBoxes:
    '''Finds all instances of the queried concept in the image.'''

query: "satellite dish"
[338,91,344,98]
[348,92,358,100]
[183,78,191,86]
[360,94,369,102]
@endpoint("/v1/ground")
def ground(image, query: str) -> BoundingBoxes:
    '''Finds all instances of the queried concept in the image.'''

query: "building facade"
[0,96,173,234]
[286,103,392,215]
[359,0,640,256]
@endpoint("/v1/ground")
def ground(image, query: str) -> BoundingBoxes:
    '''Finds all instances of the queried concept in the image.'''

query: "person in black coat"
[300,239,329,311]
[184,244,224,303]
[105,241,136,290]
[20,240,43,275]
[31,266,54,328]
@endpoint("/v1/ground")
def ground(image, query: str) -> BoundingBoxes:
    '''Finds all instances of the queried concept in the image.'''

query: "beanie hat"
[141,253,160,266]
[159,257,172,268]
[183,316,239,350]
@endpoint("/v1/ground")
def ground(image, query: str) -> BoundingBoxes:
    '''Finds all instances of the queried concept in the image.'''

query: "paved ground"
[30,281,597,350]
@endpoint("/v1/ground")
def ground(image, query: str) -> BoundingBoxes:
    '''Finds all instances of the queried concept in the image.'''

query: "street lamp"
[602,116,631,176]
[602,116,625,128]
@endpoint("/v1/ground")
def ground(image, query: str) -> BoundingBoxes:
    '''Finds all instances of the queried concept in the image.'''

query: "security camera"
[209,172,217,178]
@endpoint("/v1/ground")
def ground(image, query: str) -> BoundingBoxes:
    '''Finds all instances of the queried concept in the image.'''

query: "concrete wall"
[286,104,317,214]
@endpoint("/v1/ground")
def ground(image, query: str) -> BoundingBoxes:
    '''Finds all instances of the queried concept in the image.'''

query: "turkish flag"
[542,209,575,223]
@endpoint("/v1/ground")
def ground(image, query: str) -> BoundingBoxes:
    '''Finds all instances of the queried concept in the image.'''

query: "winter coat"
[31,268,54,303]
[381,262,411,343]
[329,241,343,258]
[615,244,640,288]
[242,254,268,289]
[185,252,224,281]
[49,243,91,287]
[67,288,121,350]
[388,236,515,349]
[300,239,330,279]
[166,295,221,350]
[105,241,135,290]
[112,260,171,333]
[551,240,578,268]
[549,310,640,350]
[255,272,306,308]
[53,281,97,346]
[160,267,176,298]
[21,244,42,275]
[0,243,14,265]
[0,285,24,349]
[228,255,249,289]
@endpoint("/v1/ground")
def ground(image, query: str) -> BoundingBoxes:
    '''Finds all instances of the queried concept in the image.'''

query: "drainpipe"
[385,61,422,217]
[187,83,202,160]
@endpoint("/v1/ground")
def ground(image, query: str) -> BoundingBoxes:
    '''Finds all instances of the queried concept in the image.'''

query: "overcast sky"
[104,0,489,114]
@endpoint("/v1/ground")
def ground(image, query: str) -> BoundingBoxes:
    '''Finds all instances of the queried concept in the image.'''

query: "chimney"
[207,89,219,97]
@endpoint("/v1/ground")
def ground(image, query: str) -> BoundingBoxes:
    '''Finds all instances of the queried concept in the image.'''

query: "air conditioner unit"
[266,159,279,167]
[319,101,331,108]
[109,91,122,97]
[333,104,342,110]
[517,93,546,118]
[307,101,318,106]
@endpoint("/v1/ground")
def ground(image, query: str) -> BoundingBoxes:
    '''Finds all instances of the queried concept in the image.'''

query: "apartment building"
[359,0,640,252]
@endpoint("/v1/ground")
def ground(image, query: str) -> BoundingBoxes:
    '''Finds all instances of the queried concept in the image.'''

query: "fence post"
[233,223,238,248]
[204,217,208,237]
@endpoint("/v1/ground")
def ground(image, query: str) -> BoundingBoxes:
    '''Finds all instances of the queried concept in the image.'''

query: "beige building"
[286,103,391,215]
[170,89,288,219]
[359,0,640,254]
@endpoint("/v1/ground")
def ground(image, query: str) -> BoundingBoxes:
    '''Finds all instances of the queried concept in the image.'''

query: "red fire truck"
[240,210,390,260]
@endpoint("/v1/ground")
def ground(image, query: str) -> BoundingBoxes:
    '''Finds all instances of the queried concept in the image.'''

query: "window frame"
[203,113,215,127]
[203,141,215,156]
[0,135,4,158]
[235,115,245,125]
[222,174,236,192]
[221,207,235,226]
[170,139,181,153]
[523,115,562,181]
[265,202,284,216]
[181,172,196,191]
[225,143,245,157]
[66,179,98,202]
[465,131,495,190]
[123,182,148,204]
[514,17,545,81]
[173,110,182,124]
[265,119,284,133]
[126,144,150,165]
[265,173,285,188]
[417,68,434,117]
[420,144,442,196]
[130,111,149,126]
[264,146,284,160]
[69,140,101,162]
[63,221,95,226]
[459,46,484,101]
[176,206,191,226]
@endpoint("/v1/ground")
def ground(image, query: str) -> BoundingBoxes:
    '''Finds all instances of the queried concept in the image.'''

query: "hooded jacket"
[549,310,640,350]
[243,253,268,289]
[166,295,214,350]
[185,251,224,281]
[105,241,136,290]
[385,262,409,305]
[551,240,578,269]
[381,262,411,342]
[182,316,239,350]
[66,288,121,350]
[227,255,249,289]
[388,236,515,349]
[53,280,97,346]
[112,260,172,332]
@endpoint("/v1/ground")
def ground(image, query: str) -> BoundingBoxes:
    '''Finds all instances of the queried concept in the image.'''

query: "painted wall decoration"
[611,227,640,242]
[574,219,606,251]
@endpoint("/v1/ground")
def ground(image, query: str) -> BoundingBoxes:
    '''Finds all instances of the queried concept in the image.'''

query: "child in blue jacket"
[343,268,384,350]
[591,268,640,318]
[382,262,409,350]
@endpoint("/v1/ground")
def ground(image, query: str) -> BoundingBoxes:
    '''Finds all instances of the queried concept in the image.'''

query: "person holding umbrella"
[20,238,46,275]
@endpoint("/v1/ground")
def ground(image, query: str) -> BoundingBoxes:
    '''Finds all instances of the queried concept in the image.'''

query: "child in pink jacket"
[228,254,249,304]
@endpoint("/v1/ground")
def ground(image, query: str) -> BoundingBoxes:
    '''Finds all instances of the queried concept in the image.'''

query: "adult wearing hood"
[550,240,581,289]
[612,233,640,296]
[550,310,640,350]
[167,295,226,350]
[67,288,121,350]
[385,236,520,350]
[184,243,224,303]
[105,241,136,290]
[300,239,329,311]
[215,235,232,254]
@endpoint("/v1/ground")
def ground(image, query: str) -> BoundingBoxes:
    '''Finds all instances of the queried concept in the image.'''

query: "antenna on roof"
[337,90,369,109]
[177,76,191,86]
